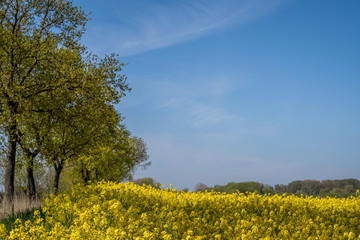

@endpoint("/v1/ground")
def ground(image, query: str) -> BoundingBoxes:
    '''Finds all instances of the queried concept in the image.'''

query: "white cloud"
[84,0,286,56]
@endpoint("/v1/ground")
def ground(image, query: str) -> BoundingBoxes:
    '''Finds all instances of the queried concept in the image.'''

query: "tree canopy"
[0,0,149,203]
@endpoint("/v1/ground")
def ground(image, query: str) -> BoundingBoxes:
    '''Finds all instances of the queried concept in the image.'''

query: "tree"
[43,103,120,193]
[21,62,130,194]
[1,46,93,198]
[210,181,273,194]
[300,180,321,196]
[194,183,208,192]
[132,177,160,189]
[285,180,302,194]
[3,145,46,197]
[75,124,150,184]
[0,0,89,203]
[15,109,45,199]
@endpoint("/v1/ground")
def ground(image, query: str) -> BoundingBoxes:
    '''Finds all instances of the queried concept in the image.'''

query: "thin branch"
[23,86,56,98]
[19,56,38,85]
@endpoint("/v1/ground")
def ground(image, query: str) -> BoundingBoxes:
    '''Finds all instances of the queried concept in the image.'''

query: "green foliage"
[0,0,91,201]
[71,125,150,184]
[132,177,161,189]
[275,178,360,197]
[0,0,148,200]
[202,179,359,198]
[209,181,274,194]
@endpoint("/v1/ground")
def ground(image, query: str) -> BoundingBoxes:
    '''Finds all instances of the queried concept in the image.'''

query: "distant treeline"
[206,179,360,198]
[131,177,360,198]
[274,179,360,197]
[207,182,274,195]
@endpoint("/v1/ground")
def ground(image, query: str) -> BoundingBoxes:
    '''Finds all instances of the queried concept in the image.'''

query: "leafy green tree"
[0,0,89,203]
[285,180,302,194]
[0,0,135,201]
[210,181,273,194]
[300,180,321,196]
[75,125,150,184]
[25,73,129,193]
[132,177,160,189]
[274,179,360,197]
[6,145,46,196]
[15,111,46,199]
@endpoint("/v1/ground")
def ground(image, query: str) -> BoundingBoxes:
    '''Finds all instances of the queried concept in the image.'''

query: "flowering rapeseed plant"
[1,181,360,239]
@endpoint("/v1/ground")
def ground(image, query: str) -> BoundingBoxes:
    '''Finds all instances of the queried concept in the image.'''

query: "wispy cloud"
[190,103,235,128]
[157,76,240,128]
[160,97,188,109]
[85,0,285,56]
[160,97,236,128]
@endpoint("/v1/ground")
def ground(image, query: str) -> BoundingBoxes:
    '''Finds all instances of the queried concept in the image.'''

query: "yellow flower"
[5,181,360,239]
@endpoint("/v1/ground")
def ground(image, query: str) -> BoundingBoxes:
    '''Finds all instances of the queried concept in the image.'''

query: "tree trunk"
[4,125,17,205]
[53,159,63,194]
[53,169,61,194]
[23,150,39,201]
[27,163,36,201]
[81,162,91,184]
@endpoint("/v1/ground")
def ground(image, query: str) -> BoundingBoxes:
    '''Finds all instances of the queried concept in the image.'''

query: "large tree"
[0,0,133,203]
[14,50,131,195]
[0,0,89,203]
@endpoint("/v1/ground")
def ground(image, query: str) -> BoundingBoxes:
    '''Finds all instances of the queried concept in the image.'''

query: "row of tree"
[200,179,360,197]
[0,0,149,204]
[131,178,360,198]
[274,179,360,197]
[205,181,273,194]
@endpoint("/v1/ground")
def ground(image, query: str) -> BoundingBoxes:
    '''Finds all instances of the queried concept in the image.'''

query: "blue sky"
[78,0,360,190]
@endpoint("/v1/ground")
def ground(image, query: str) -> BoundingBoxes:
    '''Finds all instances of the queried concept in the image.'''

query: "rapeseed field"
[1,181,360,239]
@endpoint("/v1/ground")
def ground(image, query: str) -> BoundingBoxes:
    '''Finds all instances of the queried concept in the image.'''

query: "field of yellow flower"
[1,181,360,239]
